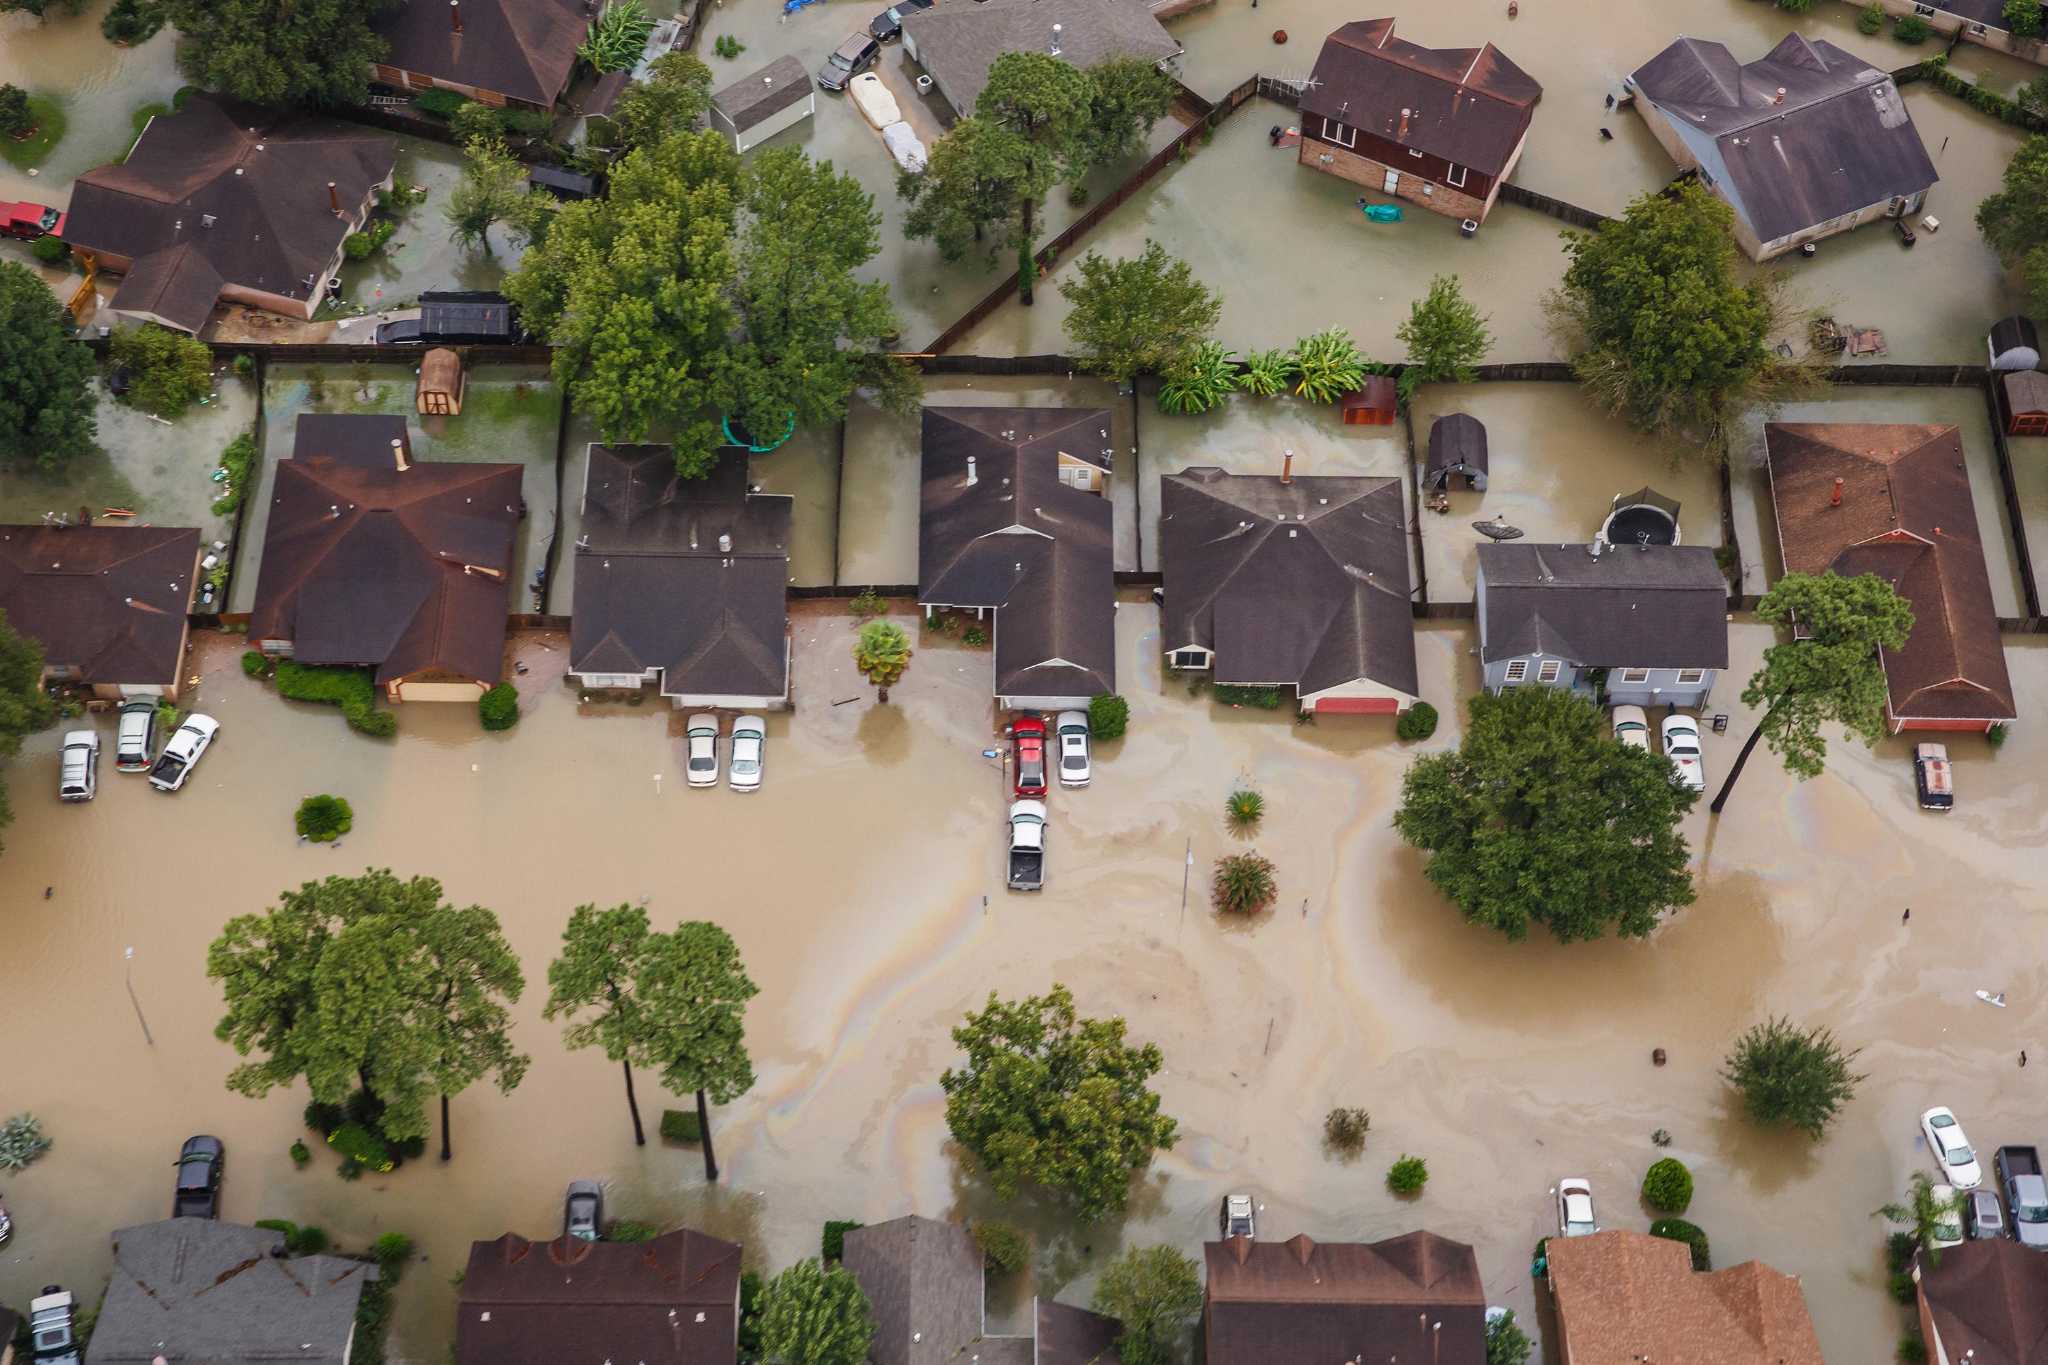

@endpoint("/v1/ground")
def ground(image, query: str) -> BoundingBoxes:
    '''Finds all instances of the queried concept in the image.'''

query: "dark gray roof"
[1477,542,1729,669]
[1161,468,1418,698]
[901,0,1180,116]
[713,56,813,132]
[1036,1300,1124,1365]
[1425,414,1488,476]
[1302,19,1541,176]
[1927,0,2011,25]
[87,1219,376,1365]
[457,1230,743,1365]
[918,407,1116,700]
[571,446,791,700]
[843,1216,1032,1365]
[1990,314,2039,363]
[374,0,588,106]
[1631,33,1937,243]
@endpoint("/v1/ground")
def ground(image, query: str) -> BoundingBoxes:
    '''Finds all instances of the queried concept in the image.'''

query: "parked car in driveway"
[1996,1145,2048,1248]
[1553,1178,1598,1237]
[115,699,159,772]
[148,714,218,792]
[728,715,765,792]
[1611,704,1651,752]
[1055,711,1090,787]
[686,714,720,788]
[1,200,64,241]
[1011,715,1048,797]
[58,730,98,802]
[564,1180,603,1242]
[1219,1192,1255,1240]
[29,1286,82,1365]
[1922,1106,1984,1190]
[1915,742,1953,811]
[1931,1182,1966,1249]
[1965,1187,2006,1240]
[173,1136,224,1219]
[817,33,879,91]
[1007,799,1046,890]
[869,0,932,39]
[1660,713,1705,792]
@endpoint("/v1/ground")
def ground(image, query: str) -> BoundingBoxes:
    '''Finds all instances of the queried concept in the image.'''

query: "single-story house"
[1546,1229,1823,1365]
[62,95,395,333]
[712,56,815,154]
[1423,413,1488,491]
[1475,541,1729,710]
[901,0,1181,121]
[569,445,793,710]
[1630,33,1938,260]
[1843,0,2048,66]
[372,0,588,110]
[248,413,524,703]
[1298,18,1542,225]
[918,406,1116,711]
[0,524,201,701]
[1914,1236,2048,1364]
[1160,465,1419,715]
[1764,422,2017,733]
[2004,370,2048,437]
[85,1219,377,1365]
[457,1229,743,1365]
[1203,1231,1486,1365]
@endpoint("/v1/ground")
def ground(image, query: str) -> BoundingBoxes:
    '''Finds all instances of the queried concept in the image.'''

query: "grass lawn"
[1,96,66,171]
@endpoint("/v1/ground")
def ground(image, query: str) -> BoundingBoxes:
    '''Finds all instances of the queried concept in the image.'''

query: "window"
[1408,146,1424,158]
[1421,182,1433,196]
[1676,668,1705,686]
[1445,163,1467,189]
[1321,118,1357,149]
[1170,648,1211,670]
[1503,660,1529,684]
[1911,2,1934,14]
[1620,668,1651,684]
[1537,660,1562,683]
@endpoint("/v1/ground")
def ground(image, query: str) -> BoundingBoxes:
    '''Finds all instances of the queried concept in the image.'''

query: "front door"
[1383,169,1400,194]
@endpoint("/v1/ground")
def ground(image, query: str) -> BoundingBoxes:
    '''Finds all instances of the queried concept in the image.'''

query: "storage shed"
[711,56,814,154]
[1338,375,1397,426]
[528,163,597,199]
[2004,370,2048,437]
[1423,413,1489,491]
[1602,486,1681,546]
[417,347,465,416]
[1989,315,2040,373]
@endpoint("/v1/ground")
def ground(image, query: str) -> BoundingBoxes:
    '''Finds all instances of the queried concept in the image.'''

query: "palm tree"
[1877,1172,1964,1268]
[1212,852,1277,915]
[854,621,912,703]
[1225,789,1264,832]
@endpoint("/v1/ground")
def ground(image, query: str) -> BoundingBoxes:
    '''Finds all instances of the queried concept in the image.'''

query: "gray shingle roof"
[901,0,1180,116]
[843,1216,1032,1365]
[713,56,813,132]
[1477,542,1728,669]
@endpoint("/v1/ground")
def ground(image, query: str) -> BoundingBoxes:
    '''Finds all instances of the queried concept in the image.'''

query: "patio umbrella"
[1472,519,1524,541]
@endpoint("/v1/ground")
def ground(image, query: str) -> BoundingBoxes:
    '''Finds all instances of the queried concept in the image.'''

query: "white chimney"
[391,438,409,473]
[1589,534,1604,560]
[1050,21,1061,53]
[718,532,732,553]
[966,455,978,486]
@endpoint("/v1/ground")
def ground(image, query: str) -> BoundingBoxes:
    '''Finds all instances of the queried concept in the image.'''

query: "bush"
[109,324,213,416]
[414,88,470,118]
[1775,0,1814,10]
[1649,1218,1711,1271]
[1888,1269,1917,1303]
[714,33,745,59]
[242,650,269,678]
[1067,183,1090,207]
[1212,851,1278,914]
[1226,788,1264,830]
[738,1270,765,1360]
[1486,1308,1533,1365]
[372,1232,414,1275]
[608,1220,659,1243]
[479,683,519,731]
[1213,684,1285,709]
[256,1218,297,1236]
[288,1224,330,1254]
[1988,721,2009,749]
[659,1108,702,1144]
[1894,13,1933,41]
[328,1122,395,1175]
[304,1099,345,1134]
[30,234,68,265]
[289,1138,311,1167]
[1898,1331,1928,1363]
[296,794,353,842]
[213,431,258,516]
[1641,1157,1694,1214]
[342,219,397,259]
[1324,1106,1370,1154]
[1857,1,1885,32]
[0,1113,52,1171]
[972,1221,1029,1275]
[0,84,30,140]
[275,662,396,737]
[1887,1230,1920,1274]
[1387,1154,1428,1195]
[101,0,166,43]
[1088,692,1129,740]
[961,625,987,647]
[1157,340,1238,415]
[848,588,886,617]
[1396,701,1439,741]
[348,705,397,737]
[233,353,255,378]
[821,1219,864,1262]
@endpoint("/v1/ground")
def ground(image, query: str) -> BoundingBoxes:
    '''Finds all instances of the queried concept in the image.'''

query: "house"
[1842,0,2048,67]
[1338,376,1398,426]
[248,413,524,702]
[1546,1229,1823,1365]
[0,524,200,701]
[85,1219,376,1365]
[457,1229,743,1365]
[1765,423,2017,733]
[2004,371,2048,437]
[1297,18,1541,225]
[1159,464,1419,716]
[918,406,1116,711]
[900,0,1181,122]
[568,445,793,710]
[1630,33,1937,261]
[1423,413,1489,491]
[1914,1236,2048,1364]
[1202,1231,1485,1365]
[1475,541,1728,709]
[62,95,394,333]
[712,56,815,154]
[372,0,588,110]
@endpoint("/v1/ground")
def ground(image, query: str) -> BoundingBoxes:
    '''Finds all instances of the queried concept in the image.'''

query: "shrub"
[1486,1308,1533,1365]
[275,662,396,737]
[502,108,554,137]
[348,705,397,737]
[256,1218,297,1235]
[1887,1230,1920,1274]
[287,1224,330,1254]
[0,1113,52,1171]
[1212,851,1278,914]
[372,1232,414,1274]
[233,353,255,377]
[1157,340,1238,415]
[1775,0,1814,10]
[821,1219,864,1262]
[296,794,353,842]
[1226,788,1264,830]
[1386,1154,1428,1195]
[608,1220,659,1243]
[1324,1106,1370,1154]
[582,0,657,71]
[1396,701,1439,741]
[1067,182,1090,207]
[972,1220,1029,1275]
[1641,1157,1694,1214]
[242,649,269,678]
[1288,327,1367,403]
[414,88,470,118]
[1652,1127,1673,1147]
[1649,1218,1711,1271]
[1888,1269,1917,1303]
[738,1270,765,1361]
[714,33,745,59]
[1857,1,1885,32]
[961,625,988,647]
[659,1109,702,1144]
[109,324,213,416]
[290,1139,311,1167]
[30,234,68,265]
[328,1122,395,1175]
[342,220,397,259]
[1237,347,1290,397]
[101,0,166,43]
[1213,684,1284,709]
[848,588,886,617]
[0,84,31,140]
[304,1099,345,1135]
[212,431,258,516]
[1894,14,1933,41]
[1898,1331,1928,1363]
[1088,692,1129,739]
[1988,721,2009,749]
[479,682,520,731]
[449,100,505,145]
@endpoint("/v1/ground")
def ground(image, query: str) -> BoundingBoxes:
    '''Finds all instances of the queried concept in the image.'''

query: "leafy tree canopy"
[445,136,551,257]
[1091,1244,1203,1365]
[1393,686,1698,942]
[757,1259,875,1365]
[1978,133,2048,314]
[1724,1015,1864,1139]
[0,609,55,854]
[637,920,759,1104]
[1746,571,1913,778]
[898,115,1041,266]
[0,261,97,468]
[109,323,214,416]
[1071,56,1176,177]
[1395,273,1492,399]
[1059,239,1220,384]
[162,0,393,107]
[608,51,716,153]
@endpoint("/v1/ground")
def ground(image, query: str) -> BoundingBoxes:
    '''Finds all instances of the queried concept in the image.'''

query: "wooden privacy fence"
[1496,182,1610,230]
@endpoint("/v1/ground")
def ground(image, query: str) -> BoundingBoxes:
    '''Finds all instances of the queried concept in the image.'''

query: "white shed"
[711,55,815,154]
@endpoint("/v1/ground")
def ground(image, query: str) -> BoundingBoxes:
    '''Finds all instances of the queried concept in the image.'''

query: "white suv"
[58,730,99,802]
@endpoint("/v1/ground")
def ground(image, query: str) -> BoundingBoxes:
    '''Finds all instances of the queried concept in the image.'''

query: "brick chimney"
[1398,107,1411,140]
[450,0,462,34]
[1830,475,1842,507]
[328,181,340,214]
[1280,448,1293,485]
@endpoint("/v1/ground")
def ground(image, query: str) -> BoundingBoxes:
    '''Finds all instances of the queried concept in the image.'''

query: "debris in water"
[1977,991,2007,1007]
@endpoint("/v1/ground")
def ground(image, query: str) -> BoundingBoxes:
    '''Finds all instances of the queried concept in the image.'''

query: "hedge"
[1649,1217,1711,1270]
[480,682,519,731]
[1901,58,2048,132]
[822,1219,865,1261]
[274,661,396,737]
[659,1109,702,1144]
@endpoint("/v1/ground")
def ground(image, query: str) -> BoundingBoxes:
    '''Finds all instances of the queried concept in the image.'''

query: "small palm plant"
[854,620,912,702]
[1225,789,1264,831]
[580,0,656,71]
[1878,1171,1965,1269]
[1157,341,1238,416]
[1212,851,1277,914]
[1237,347,1290,398]
[1289,327,1368,403]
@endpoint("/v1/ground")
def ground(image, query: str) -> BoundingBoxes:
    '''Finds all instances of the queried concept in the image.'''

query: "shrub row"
[274,661,397,737]
[1905,59,2048,132]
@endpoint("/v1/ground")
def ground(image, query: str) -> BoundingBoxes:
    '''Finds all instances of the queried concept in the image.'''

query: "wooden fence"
[1496,182,1611,231]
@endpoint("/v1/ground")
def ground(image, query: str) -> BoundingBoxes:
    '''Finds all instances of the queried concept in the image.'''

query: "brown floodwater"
[5,610,2046,1364]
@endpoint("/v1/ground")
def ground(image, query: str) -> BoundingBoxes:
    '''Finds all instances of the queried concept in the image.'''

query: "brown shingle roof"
[456,1230,742,1365]
[901,0,1180,117]
[1918,1236,2048,1363]
[0,524,198,688]
[1301,19,1541,177]
[1547,1229,1823,1365]
[1203,1231,1486,1365]
[248,414,522,687]
[1764,422,2016,724]
[374,0,588,107]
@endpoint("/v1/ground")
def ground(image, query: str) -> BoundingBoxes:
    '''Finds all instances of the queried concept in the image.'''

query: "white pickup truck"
[1007,800,1046,891]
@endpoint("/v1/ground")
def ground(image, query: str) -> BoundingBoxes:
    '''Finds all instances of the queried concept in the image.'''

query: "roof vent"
[718,533,732,553]
[201,214,216,228]
[234,167,244,175]
[1049,21,1062,54]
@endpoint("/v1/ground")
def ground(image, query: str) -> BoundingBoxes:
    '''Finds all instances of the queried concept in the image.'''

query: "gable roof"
[1631,34,1937,244]
[1161,468,1417,698]
[901,0,1180,116]
[64,95,394,332]
[1918,1236,2048,1363]
[918,407,1116,700]
[1764,422,2016,724]
[571,445,791,699]
[457,1230,743,1365]
[0,524,198,687]
[374,0,589,106]
[2005,369,2048,418]
[1035,1300,1123,1365]
[1477,542,1729,668]
[248,413,522,686]
[87,1219,376,1365]
[843,1216,1032,1365]
[1301,19,1540,176]
[1203,1231,1485,1365]
[1546,1229,1823,1365]
[713,55,814,132]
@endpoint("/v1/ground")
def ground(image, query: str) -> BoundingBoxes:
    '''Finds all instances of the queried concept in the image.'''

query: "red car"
[1,200,64,241]
[1011,715,1048,798]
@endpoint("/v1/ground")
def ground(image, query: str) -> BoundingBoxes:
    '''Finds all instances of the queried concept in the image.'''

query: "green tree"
[1878,1172,1965,1268]
[101,0,166,44]
[976,52,1092,303]
[0,85,32,139]
[0,610,55,855]
[207,870,528,1157]
[1549,181,1811,456]
[899,116,1041,265]
[1395,274,1492,400]
[608,51,716,152]
[0,261,97,468]
[109,323,213,415]
[446,137,548,256]
[1090,1245,1202,1365]
[1071,56,1176,177]
[1724,1016,1864,1139]
[2019,73,2048,120]
[756,1258,875,1365]
[2006,0,2043,37]
[1710,571,1914,814]
[941,984,1177,1219]
[1058,239,1221,385]
[1978,134,2048,314]
[447,100,504,147]
[1393,687,1698,942]
[636,920,758,1182]
[160,0,393,107]
[544,903,661,1145]
[853,620,911,702]
[1487,1308,1533,1365]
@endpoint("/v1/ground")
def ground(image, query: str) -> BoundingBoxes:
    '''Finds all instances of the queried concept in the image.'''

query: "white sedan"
[1553,1178,1599,1238]
[685,714,720,788]
[1055,710,1091,787]
[1612,704,1651,752]
[728,715,765,792]
[148,714,219,792]
[1930,1183,1966,1249]
[1661,714,1706,792]
[1921,1106,1984,1190]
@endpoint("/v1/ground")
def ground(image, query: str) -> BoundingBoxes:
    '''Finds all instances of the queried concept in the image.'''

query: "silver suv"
[58,730,98,802]
[116,699,159,772]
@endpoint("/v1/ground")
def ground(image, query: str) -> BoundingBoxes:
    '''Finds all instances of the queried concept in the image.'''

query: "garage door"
[1316,696,1399,715]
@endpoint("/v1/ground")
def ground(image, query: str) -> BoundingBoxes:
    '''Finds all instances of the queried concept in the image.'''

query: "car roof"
[731,715,765,734]
[1924,1106,1957,1124]
[836,33,873,54]
[1009,799,1047,818]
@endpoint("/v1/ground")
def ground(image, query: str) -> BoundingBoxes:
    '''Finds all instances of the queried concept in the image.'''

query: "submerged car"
[1011,715,1048,798]
[1922,1107,1984,1190]
[1611,704,1651,753]
[1964,1187,2006,1241]
[868,0,932,40]
[1660,714,1705,792]
[149,714,218,792]
[1055,710,1091,787]
[1219,1192,1255,1240]
[1931,1183,1966,1249]
[728,715,765,792]
[58,729,98,802]
[564,1180,604,1242]
[1915,742,1953,811]
[817,33,879,91]
[115,699,159,772]
[173,1136,224,1219]
[1553,1178,1599,1238]
[686,714,720,788]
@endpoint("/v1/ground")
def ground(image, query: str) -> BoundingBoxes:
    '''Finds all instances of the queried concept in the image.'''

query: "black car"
[868,0,932,41]
[373,316,423,345]
[173,1135,224,1219]
[817,33,880,91]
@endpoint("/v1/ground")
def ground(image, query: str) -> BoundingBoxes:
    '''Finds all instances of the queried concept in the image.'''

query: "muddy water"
[0,1,184,207]
[5,610,2047,1364]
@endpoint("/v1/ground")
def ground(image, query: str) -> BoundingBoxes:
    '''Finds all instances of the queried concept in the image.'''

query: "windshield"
[830,51,856,69]
[2019,1200,2048,1223]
